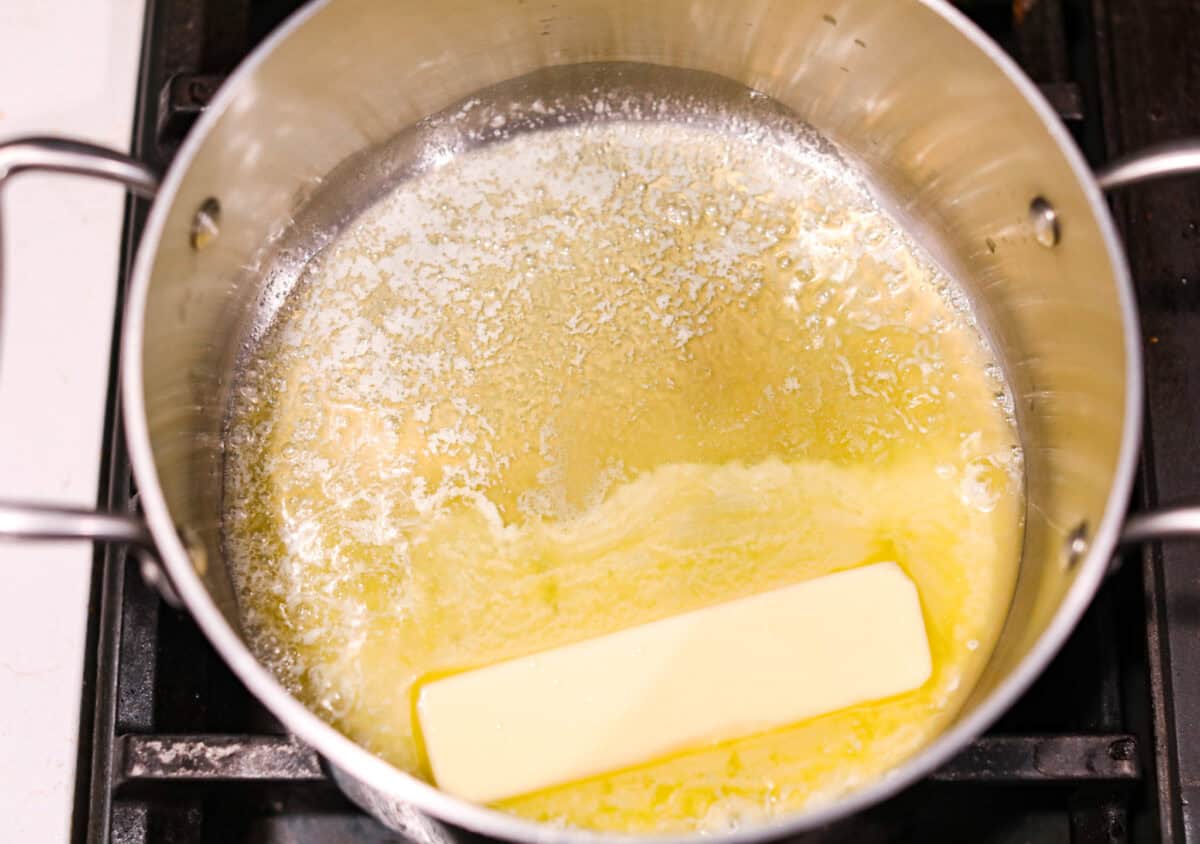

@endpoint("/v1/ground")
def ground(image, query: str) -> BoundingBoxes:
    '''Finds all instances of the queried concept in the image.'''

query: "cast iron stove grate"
[74,0,1200,841]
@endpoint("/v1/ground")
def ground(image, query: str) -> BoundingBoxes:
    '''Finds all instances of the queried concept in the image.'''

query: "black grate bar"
[156,73,224,143]
[117,735,325,785]
[1037,82,1084,121]
[931,734,1140,784]
[115,732,1140,787]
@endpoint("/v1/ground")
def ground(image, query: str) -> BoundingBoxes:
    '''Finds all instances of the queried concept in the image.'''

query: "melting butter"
[224,116,1022,833]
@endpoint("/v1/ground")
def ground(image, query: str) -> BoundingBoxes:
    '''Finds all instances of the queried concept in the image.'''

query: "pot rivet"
[1065,521,1089,567]
[190,197,221,250]
[1030,196,1060,247]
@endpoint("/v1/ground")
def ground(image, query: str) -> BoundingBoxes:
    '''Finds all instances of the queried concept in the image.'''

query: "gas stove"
[76,1,1200,841]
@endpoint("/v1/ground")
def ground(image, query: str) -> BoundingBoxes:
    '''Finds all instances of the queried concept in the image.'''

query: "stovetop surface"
[75,1,1200,842]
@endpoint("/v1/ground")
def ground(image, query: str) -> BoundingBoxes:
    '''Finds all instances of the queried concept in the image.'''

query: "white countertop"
[0,2,145,840]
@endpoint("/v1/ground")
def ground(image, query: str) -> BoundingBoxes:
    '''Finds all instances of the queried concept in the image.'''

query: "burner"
[78,1,1197,841]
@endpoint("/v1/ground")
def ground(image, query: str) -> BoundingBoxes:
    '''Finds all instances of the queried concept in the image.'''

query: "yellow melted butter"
[224,118,1023,834]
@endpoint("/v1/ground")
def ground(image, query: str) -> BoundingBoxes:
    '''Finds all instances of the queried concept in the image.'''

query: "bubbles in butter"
[224,112,1022,834]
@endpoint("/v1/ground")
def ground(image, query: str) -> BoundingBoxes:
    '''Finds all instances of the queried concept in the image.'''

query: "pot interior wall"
[138,0,1130,755]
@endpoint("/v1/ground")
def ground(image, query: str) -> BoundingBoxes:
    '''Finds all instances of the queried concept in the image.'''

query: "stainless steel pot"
[3,1,1200,840]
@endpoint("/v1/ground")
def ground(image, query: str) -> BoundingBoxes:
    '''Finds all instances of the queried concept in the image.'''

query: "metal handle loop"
[1121,505,1200,546]
[1096,140,1200,544]
[0,136,158,196]
[0,503,153,547]
[0,136,159,548]
[1097,139,1200,191]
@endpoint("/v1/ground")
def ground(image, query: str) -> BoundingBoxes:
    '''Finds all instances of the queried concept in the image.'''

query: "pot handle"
[0,137,159,552]
[1097,140,1200,544]
[1097,139,1200,190]
[1121,508,1200,545]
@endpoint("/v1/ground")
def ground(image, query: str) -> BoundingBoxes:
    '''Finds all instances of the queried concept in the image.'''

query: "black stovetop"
[74,1,1200,842]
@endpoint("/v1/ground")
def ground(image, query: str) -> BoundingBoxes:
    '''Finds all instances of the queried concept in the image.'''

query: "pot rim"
[119,0,1144,841]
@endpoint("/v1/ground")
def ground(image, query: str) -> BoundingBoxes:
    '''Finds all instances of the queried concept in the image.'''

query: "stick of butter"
[417,561,931,803]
